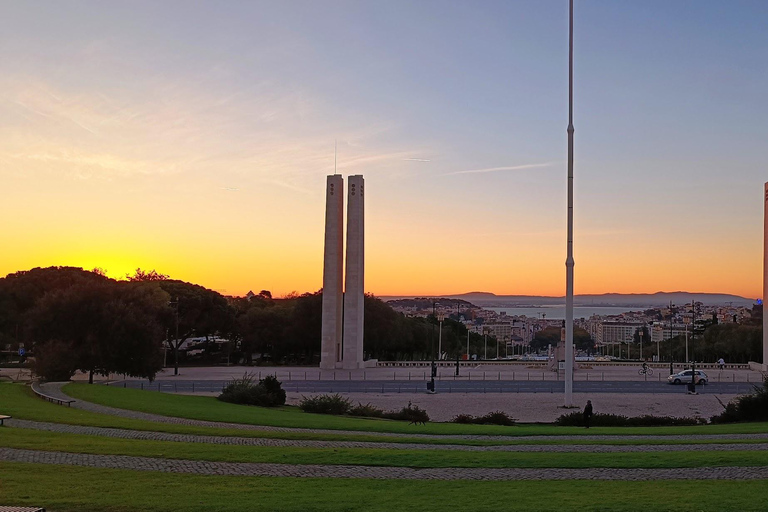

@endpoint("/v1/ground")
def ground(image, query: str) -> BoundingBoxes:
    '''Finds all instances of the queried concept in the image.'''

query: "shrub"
[555,411,705,427]
[451,411,515,426]
[299,394,352,415]
[348,402,385,418]
[298,395,429,423]
[452,414,475,424]
[711,377,768,423]
[217,373,286,407]
[383,402,430,423]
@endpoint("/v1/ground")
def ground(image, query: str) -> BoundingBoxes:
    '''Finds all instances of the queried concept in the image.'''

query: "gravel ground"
[286,392,738,423]
[3,447,768,480]
[8,419,768,452]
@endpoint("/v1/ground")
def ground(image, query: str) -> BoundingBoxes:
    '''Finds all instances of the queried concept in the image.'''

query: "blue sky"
[1,1,766,297]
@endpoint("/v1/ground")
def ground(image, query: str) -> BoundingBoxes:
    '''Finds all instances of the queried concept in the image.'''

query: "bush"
[298,395,429,423]
[299,394,352,415]
[452,411,515,426]
[555,411,705,427]
[382,402,430,423]
[218,373,286,407]
[711,377,768,423]
[348,402,385,418]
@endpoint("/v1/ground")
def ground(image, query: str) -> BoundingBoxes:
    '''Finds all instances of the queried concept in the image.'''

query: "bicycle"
[638,367,654,376]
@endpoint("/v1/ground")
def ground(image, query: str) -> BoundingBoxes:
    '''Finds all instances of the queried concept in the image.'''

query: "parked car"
[667,370,708,385]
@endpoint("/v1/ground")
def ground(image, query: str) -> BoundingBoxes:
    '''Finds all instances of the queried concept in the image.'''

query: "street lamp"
[437,313,445,360]
[483,327,488,360]
[639,330,643,361]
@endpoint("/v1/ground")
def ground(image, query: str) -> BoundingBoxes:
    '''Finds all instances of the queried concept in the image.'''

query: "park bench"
[0,415,11,426]
[30,384,74,407]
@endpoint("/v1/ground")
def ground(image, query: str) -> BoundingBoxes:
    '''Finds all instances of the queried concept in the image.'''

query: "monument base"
[749,361,767,372]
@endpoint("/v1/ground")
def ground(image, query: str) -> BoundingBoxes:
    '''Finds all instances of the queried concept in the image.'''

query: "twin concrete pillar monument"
[321,175,364,369]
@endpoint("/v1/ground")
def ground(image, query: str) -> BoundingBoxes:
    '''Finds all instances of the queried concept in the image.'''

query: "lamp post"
[466,329,470,360]
[483,328,488,360]
[168,297,180,376]
[431,301,439,360]
[639,330,643,361]
[563,0,575,407]
[438,313,445,360]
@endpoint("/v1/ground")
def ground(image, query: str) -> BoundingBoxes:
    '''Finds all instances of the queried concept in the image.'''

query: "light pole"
[563,0,576,407]
[438,313,445,360]
[483,328,488,360]
[466,329,470,360]
[168,297,180,376]
[639,330,643,360]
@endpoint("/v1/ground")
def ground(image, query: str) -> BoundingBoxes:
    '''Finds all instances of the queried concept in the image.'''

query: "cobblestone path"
[41,383,768,443]
[2,447,767,480]
[7,418,768,454]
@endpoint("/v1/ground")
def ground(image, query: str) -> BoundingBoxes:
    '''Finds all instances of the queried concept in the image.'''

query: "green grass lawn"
[0,383,480,445]
[2,462,768,512]
[64,382,768,437]
[2,427,768,469]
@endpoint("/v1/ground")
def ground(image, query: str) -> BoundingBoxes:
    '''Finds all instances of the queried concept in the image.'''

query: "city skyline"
[1,1,767,298]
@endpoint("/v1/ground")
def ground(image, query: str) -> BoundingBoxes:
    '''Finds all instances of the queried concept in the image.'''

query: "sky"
[1,1,767,299]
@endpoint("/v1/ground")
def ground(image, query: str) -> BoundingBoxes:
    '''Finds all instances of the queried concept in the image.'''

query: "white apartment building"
[597,322,645,344]
[650,322,689,343]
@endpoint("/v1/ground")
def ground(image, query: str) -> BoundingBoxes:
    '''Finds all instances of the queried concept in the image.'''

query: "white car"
[667,370,708,385]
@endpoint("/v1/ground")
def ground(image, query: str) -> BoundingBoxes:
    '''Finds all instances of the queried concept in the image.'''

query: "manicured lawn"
[2,462,768,512]
[2,427,768,469]
[65,382,768,436]
[0,384,470,445]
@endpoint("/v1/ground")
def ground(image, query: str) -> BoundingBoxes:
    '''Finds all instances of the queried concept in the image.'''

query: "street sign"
[18,348,26,357]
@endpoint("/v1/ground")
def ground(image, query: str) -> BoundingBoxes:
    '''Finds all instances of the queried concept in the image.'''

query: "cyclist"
[641,360,649,374]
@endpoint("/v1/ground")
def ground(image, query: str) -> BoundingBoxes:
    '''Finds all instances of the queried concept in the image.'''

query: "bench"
[0,415,10,426]
[30,384,75,407]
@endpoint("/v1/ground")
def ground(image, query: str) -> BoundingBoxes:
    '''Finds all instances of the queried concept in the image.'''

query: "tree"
[531,326,593,353]
[30,280,168,383]
[134,279,233,375]
[127,268,169,282]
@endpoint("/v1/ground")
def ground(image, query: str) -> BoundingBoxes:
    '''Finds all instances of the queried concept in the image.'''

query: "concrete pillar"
[320,175,344,369]
[763,183,768,371]
[343,175,365,369]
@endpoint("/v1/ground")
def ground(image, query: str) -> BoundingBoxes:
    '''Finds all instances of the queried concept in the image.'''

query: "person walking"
[718,357,725,370]
[583,400,593,428]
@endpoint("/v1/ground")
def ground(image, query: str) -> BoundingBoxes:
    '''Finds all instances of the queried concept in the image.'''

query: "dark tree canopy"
[29,279,169,382]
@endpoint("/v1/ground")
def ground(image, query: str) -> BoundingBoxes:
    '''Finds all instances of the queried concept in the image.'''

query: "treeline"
[0,267,493,381]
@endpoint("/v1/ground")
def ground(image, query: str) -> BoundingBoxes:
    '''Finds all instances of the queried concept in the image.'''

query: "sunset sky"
[1,1,767,299]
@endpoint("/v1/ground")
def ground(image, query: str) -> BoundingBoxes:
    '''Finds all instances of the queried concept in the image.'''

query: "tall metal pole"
[564,0,575,407]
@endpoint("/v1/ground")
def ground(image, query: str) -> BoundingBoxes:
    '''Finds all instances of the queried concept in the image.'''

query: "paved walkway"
[2,447,767,480]
[8,418,768,453]
[39,383,768,443]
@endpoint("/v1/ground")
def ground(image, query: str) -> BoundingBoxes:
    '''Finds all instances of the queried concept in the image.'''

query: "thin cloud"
[403,158,431,162]
[446,162,554,176]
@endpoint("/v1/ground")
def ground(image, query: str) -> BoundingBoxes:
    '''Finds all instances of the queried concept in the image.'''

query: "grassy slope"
[65,382,768,436]
[0,384,474,445]
[2,462,768,512]
[2,427,768,468]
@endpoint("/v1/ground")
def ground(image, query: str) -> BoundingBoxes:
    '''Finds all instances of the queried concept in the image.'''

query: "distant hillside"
[381,292,754,308]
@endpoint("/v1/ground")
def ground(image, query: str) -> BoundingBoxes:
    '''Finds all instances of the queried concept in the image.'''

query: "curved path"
[7,418,768,453]
[2,447,767,480]
[39,383,768,443]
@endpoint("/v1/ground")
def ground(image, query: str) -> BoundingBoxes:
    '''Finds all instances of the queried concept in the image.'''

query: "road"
[109,379,756,395]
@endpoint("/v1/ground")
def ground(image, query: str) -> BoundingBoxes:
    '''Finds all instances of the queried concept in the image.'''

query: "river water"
[487,305,643,319]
